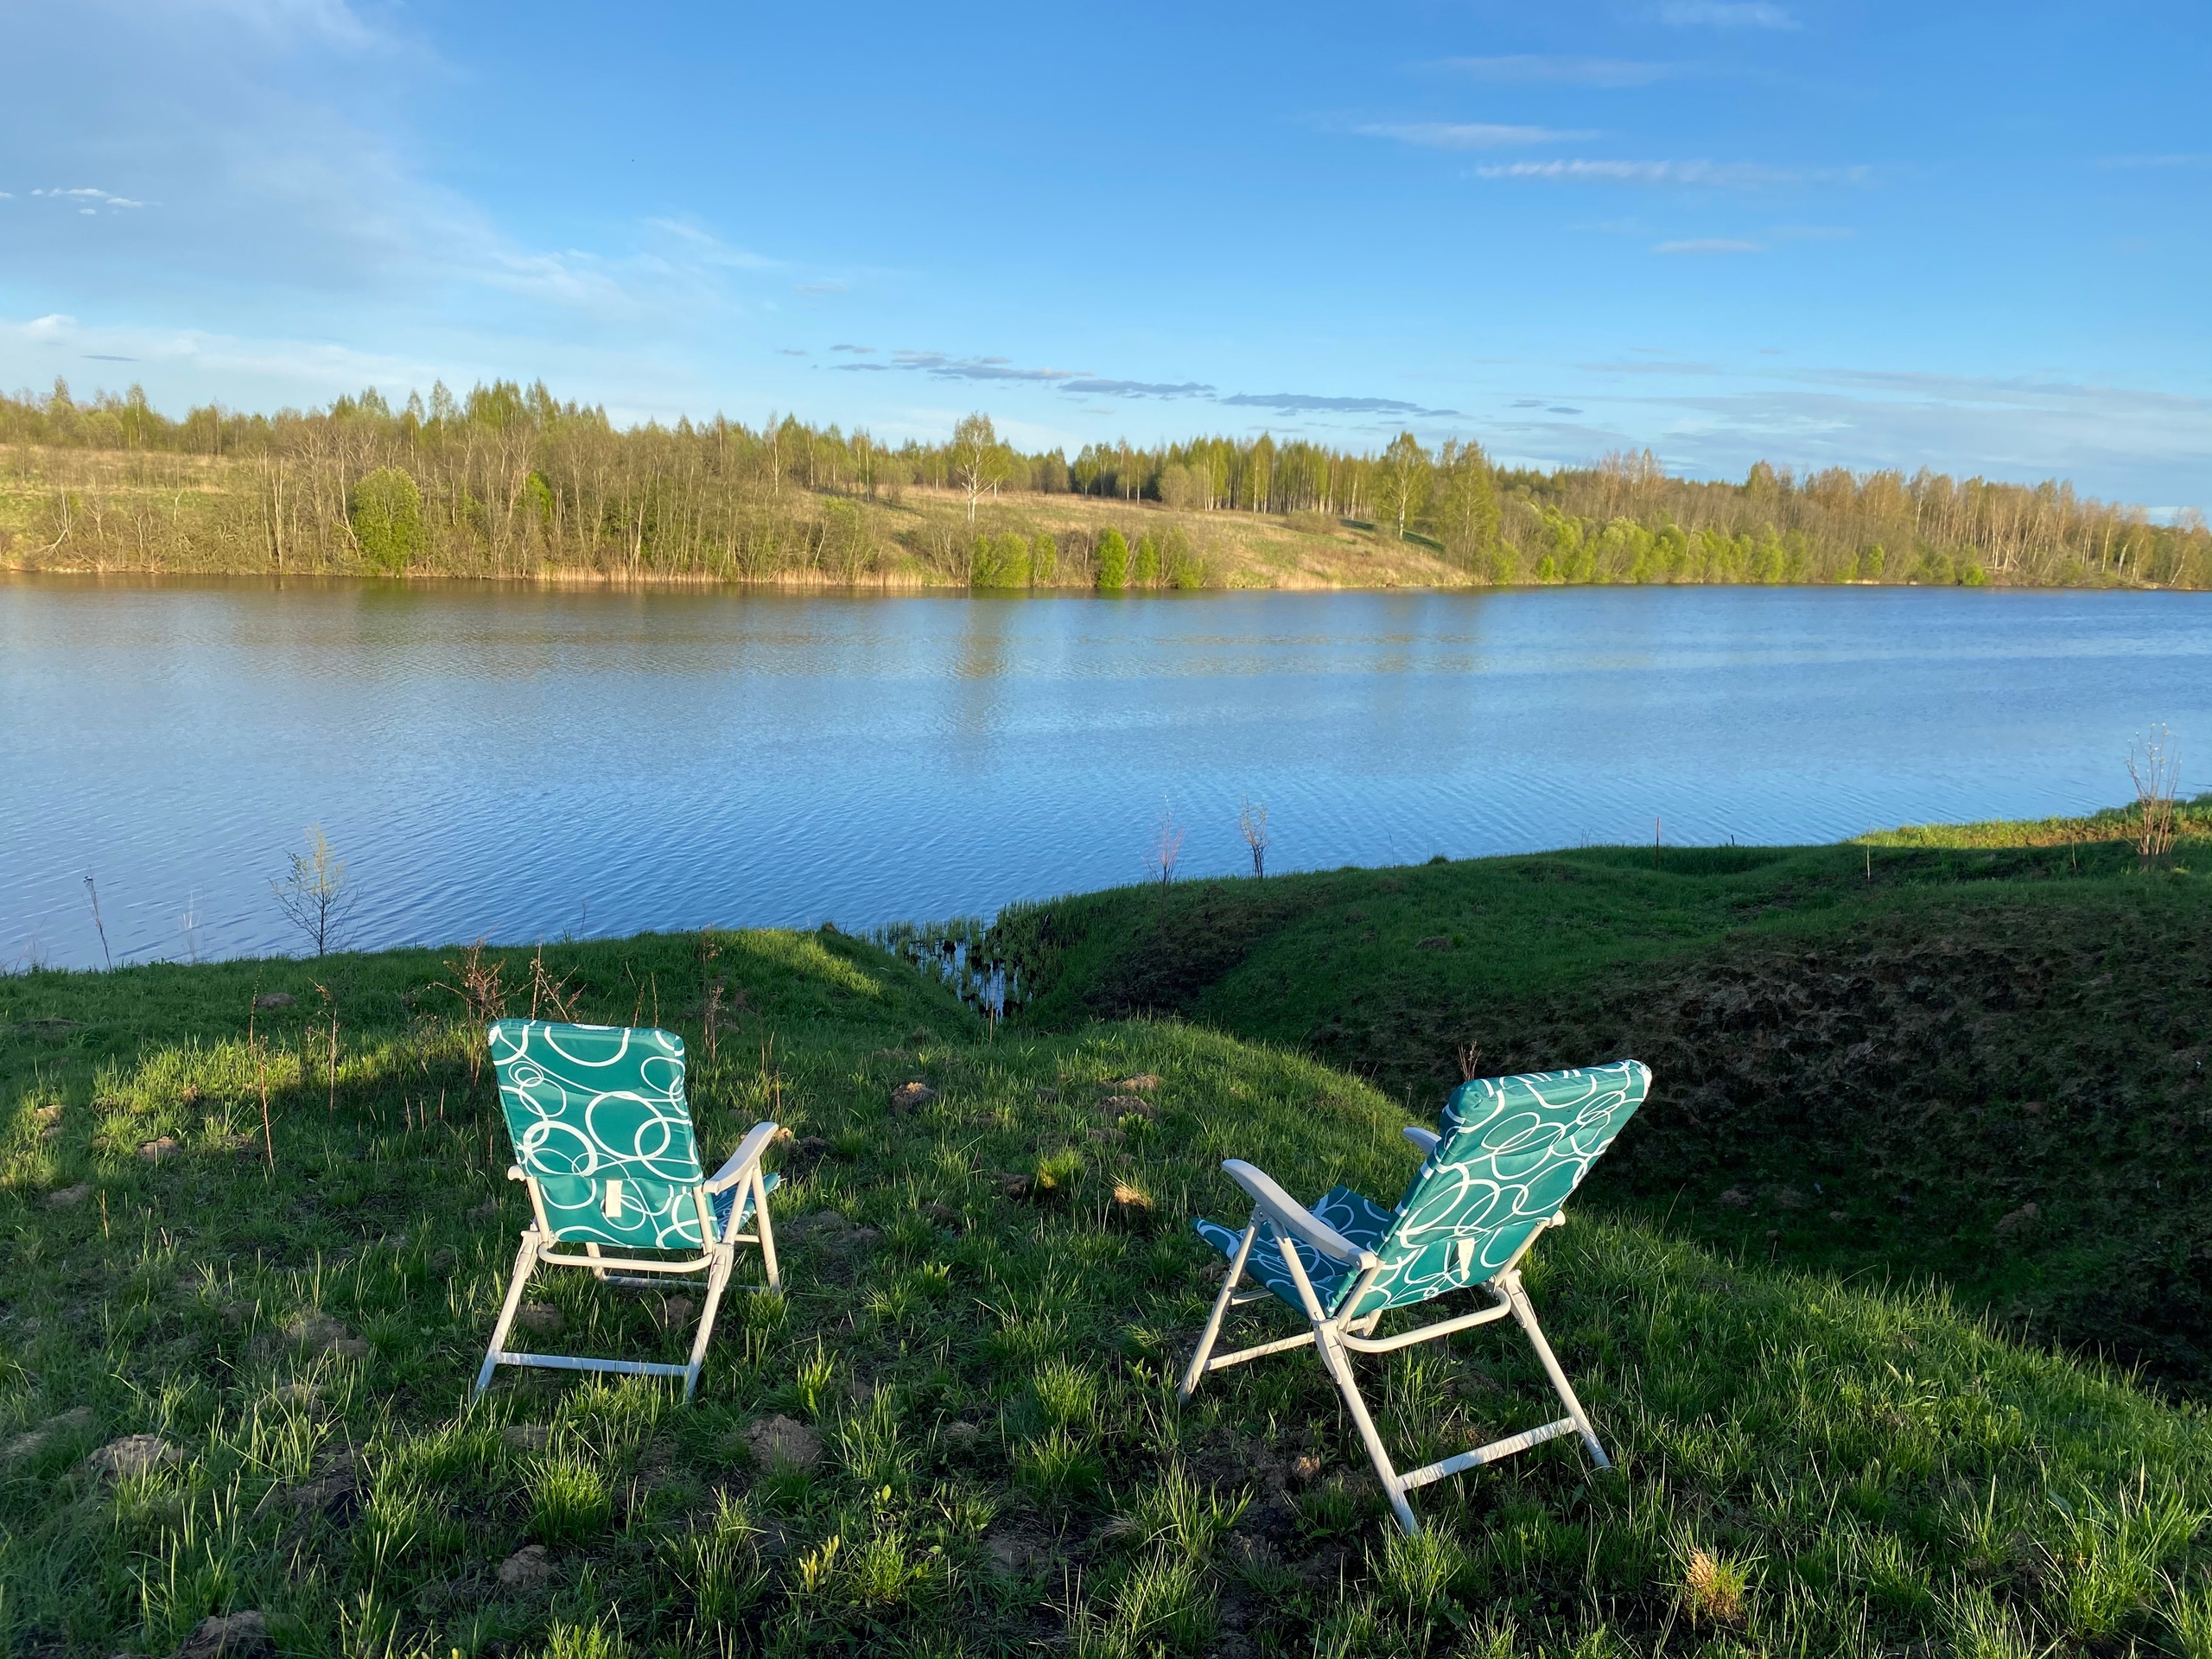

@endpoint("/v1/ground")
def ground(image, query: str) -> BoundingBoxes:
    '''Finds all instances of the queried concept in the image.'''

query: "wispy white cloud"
[1,309,446,396]
[1434,55,1679,87]
[1059,378,1214,398]
[1577,357,1722,373]
[1655,238,1763,253]
[1658,2,1797,28]
[639,218,777,268]
[1221,391,1461,417]
[1499,365,2212,509]
[26,187,147,210]
[1358,122,1598,149]
[795,281,847,293]
[178,0,379,51]
[1475,159,1871,188]
[887,351,1081,383]
[824,346,1452,422]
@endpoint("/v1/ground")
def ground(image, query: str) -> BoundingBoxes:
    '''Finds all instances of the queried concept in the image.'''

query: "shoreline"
[0,563,2187,596]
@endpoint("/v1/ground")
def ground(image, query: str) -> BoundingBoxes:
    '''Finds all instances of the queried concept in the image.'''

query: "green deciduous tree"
[1163,527,1205,589]
[1433,441,1499,570]
[970,531,1032,588]
[350,467,425,574]
[1095,528,1128,592]
[950,412,1007,524]
[1132,534,1160,588]
[1374,431,1433,541]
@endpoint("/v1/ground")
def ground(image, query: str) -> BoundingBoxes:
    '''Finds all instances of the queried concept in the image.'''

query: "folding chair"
[474,1019,782,1402]
[1180,1059,1650,1533]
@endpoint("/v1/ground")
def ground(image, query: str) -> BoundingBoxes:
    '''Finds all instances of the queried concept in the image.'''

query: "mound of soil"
[1316,895,2212,1385]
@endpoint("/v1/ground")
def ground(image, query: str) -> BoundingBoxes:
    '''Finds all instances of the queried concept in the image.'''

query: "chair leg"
[1179,1223,1258,1402]
[474,1236,538,1400]
[1315,1325,1418,1535]
[753,1171,780,1293]
[682,1245,735,1402]
[1500,1270,1609,1470]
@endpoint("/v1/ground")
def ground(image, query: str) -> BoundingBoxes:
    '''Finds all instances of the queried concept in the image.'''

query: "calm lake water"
[4,575,2207,971]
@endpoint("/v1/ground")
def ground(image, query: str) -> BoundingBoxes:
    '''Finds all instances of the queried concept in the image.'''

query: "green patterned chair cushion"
[1194,1186,1397,1312]
[488,1020,714,1249]
[1195,1059,1649,1320]
[713,1172,780,1236]
[1344,1058,1649,1317]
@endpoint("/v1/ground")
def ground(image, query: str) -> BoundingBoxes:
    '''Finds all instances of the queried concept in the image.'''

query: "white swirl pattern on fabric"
[488,1019,714,1248]
[1193,1059,1650,1319]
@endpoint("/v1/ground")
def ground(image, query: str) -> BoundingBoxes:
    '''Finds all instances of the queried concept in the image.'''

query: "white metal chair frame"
[474,1120,783,1402]
[1179,1127,1610,1534]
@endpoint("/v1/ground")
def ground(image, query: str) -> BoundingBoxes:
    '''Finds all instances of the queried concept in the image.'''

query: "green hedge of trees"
[1,378,2203,590]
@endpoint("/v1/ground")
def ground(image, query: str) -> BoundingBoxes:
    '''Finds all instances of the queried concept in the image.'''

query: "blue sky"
[3,0,2207,509]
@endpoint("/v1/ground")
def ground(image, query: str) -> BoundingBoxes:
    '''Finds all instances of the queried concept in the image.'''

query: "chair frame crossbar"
[1179,1184,1607,1535]
[474,1122,781,1403]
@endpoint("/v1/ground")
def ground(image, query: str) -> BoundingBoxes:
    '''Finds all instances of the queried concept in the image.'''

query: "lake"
[3,575,2206,971]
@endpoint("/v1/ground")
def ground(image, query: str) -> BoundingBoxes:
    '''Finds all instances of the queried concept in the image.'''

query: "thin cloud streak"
[827,348,1440,417]
[1476,159,1872,188]
[2097,153,2212,169]
[1060,378,1214,398]
[886,351,1080,383]
[1435,55,1678,87]
[1358,122,1596,149]
[1577,358,1722,373]
[1658,2,1797,28]
[1222,391,1461,416]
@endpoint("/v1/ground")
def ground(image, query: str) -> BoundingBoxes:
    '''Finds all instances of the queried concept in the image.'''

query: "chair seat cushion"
[712,1170,781,1236]
[1195,1185,1396,1316]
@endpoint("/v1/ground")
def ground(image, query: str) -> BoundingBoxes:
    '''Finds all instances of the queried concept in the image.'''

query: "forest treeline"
[1,376,2205,590]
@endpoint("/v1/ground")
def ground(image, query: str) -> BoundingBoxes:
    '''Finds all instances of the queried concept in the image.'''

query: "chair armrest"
[505,1165,525,1182]
[705,1121,781,1192]
[1220,1159,1376,1266]
[1402,1126,1440,1156]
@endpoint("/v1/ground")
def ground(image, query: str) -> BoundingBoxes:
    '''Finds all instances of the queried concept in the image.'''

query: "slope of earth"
[9,927,2212,1655]
[1003,815,2212,1387]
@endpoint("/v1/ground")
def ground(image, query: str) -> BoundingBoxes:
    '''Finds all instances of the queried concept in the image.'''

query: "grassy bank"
[0,448,1464,591]
[953,804,2212,1390]
[9,868,2212,1656]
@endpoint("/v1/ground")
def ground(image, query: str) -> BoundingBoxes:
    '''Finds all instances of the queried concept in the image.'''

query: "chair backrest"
[487,1020,709,1249]
[1339,1059,1649,1318]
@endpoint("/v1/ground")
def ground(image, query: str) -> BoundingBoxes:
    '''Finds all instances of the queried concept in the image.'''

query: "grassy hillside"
[9,385,2209,590]
[0,445,1462,590]
[10,918,2212,1656]
[982,805,2212,1389]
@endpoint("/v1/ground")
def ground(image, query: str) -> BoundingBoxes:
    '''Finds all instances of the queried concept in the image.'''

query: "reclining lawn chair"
[474,1019,782,1402]
[1181,1058,1650,1533]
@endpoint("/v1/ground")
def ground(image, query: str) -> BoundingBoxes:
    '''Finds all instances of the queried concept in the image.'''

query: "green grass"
[976,808,2212,1388]
[6,873,2212,1655]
